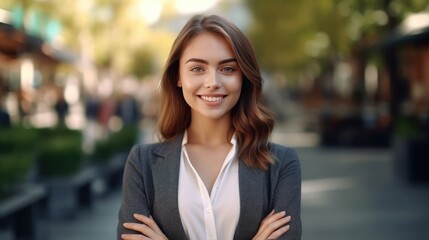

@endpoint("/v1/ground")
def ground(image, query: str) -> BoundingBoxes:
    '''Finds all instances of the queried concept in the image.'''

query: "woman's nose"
[204,71,220,89]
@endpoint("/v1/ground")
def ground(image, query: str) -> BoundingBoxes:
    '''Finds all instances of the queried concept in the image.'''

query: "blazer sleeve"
[271,146,302,240]
[117,145,151,239]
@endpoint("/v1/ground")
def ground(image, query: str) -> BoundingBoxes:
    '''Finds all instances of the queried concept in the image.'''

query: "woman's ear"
[177,79,182,87]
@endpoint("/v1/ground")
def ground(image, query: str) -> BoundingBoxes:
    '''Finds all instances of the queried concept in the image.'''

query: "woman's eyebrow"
[185,58,237,64]
[219,58,237,65]
[185,58,208,64]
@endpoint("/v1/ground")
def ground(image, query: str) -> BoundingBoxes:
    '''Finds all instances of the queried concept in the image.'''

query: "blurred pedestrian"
[116,93,140,126]
[98,96,116,138]
[85,94,100,122]
[118,14,302,240]
[0,84,10,128]
[83,93,101,154]
[54,90,69,126]
[0,107,10,128]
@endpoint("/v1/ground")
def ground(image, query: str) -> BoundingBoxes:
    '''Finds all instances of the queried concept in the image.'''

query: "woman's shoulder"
[128,136,183,159]
[268,142,300,165]
[130,141,164,151]
[128,141,170,157]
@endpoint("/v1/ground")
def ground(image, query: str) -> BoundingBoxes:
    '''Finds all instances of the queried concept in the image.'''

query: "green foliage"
[91,126,137,163]
[0,126,38,153]
[0,126,36,198]
[1,0,160,77]
[245,0,429,78]
[37,134,84,177]
[395,116,421,138]
[128,48,155,79]
[247,0,318,74]
[0,152,33,198]
[0,126,85,194]
[35,126,81,140]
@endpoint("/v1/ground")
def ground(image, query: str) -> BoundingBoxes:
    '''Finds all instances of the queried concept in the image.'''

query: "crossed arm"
[118,145,301,240]
[121,210,291,240]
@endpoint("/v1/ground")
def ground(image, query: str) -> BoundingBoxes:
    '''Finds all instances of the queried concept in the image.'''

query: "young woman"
[118,14,301,240]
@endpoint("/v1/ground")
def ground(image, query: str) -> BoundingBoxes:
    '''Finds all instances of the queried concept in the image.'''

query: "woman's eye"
[190,66,204,72]
[222,66,235,72]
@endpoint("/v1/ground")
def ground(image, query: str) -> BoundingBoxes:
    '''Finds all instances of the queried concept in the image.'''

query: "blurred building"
[376,12,429,183]
[0,9,78,128]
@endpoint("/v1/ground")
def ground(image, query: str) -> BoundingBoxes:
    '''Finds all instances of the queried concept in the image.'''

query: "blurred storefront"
[310,48,392,148]
[0,18,78,128]
[314,11,429,153]
[377,12,429,183]
[381,12,429,131]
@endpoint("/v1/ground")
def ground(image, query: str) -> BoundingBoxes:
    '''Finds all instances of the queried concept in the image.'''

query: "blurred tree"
[246,0,429,84]
[1,0,174,79]
[246,0,314,76]
[128,47,154,79]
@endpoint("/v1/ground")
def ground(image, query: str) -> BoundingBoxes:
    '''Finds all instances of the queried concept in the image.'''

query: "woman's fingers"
[123,214,167,240]
[267,224,291,239]
[133,214,164,235]
[121,233,148,240]
[123,222,152,237]
[262,214,291,236]
[267,215,291,232]
[260,211,288,229]
[253,210,291,240]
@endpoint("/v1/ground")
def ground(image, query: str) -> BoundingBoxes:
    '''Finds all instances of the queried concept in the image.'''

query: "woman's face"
[178,32,242,122]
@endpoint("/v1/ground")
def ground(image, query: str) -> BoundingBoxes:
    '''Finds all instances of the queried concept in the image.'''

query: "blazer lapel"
[152,135,188,239]
[234,160,267,240]
[151,135,267,239]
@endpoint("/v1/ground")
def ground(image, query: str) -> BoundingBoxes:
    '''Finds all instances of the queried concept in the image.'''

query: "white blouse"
[178,131,240,240]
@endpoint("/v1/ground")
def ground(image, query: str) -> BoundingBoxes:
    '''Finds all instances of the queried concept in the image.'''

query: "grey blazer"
[117,134,301,240]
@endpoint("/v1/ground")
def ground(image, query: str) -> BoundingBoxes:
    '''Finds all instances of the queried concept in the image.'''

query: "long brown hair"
[157,15,274,170]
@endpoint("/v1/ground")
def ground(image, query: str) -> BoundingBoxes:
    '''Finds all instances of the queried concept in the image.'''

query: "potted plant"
[37,136,84,177]
[91,126,138,163]
[0,126,38,197]
[0,152,33,198]
[35,127,96,218]
[90,126,138,190]
[0,127,46,240]
[393,115,429,183]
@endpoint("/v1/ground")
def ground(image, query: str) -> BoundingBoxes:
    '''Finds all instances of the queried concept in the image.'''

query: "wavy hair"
[157,15,274,170]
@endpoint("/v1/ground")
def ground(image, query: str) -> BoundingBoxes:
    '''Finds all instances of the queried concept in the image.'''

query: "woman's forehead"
[180,32,235,61]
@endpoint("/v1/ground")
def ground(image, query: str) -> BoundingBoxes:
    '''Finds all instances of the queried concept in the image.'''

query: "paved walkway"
[46,128,429,240]
[48,190,120,240]
[297,147,429,240]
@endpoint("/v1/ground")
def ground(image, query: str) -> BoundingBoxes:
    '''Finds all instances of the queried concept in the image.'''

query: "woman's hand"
[252,210,291,240]
[122,214,168,240]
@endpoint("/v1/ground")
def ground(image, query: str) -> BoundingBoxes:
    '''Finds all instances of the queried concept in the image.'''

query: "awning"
[0,22,77,63]
[379,12,429,48]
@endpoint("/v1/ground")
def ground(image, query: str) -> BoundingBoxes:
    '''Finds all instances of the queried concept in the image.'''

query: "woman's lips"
[198,95,227,103]
[201,96,223,102]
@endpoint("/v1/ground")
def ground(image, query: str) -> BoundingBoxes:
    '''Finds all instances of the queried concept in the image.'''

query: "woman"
[118,14,301,240]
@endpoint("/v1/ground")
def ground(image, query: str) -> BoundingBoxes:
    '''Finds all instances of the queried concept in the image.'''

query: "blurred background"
[1,0,429,239]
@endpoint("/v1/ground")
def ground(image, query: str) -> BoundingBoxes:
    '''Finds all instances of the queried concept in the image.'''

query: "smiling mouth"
[199,95,226,102]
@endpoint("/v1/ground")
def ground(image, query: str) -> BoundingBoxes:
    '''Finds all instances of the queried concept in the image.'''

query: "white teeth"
[201,96,223,102]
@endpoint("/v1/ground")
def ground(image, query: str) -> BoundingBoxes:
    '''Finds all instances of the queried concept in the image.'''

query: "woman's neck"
[187,117,233,146]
